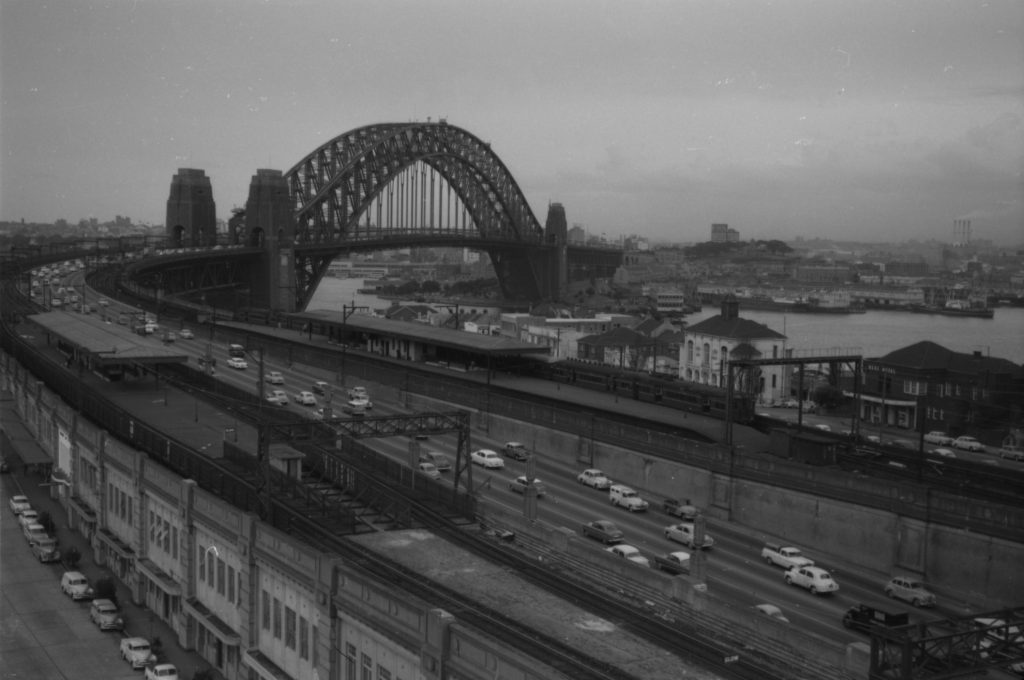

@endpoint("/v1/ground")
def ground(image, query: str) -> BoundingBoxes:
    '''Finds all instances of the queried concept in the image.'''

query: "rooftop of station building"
[26,312,189,365]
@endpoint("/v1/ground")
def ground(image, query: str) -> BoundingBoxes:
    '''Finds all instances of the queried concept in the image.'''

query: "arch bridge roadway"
[156,121,623,311]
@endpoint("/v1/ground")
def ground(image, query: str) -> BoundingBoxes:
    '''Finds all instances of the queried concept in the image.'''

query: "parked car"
[580,519,624,544]
[145,664,179,680]
[9,494,31,514]
[577,469,612,489]
[609,484,649,512]
[265,371,285,385]
[504,441,530,461]
[652,551,691,574]
[924,431,954,445]
[508,476,546,497]
[294,390,317,406]
[23,522,48,546]
[664,522,714,549]
[952,436,984,452]
[119,637,157,669]
[606,544,650,567]
[754,604,790,623]
[17,508,40,529]
[417,462,441,480]
[89,598,125,631]
[470,449,505,469]
[226,357,247,369]
[32,537,61,563]
[784,566,839,595]
[884,576,936,607]
[61,571,95,600]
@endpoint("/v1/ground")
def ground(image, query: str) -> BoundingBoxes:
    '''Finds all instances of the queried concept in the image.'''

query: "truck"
[662,498,698,520]
[842,604,909,634]
[761,543,815,569]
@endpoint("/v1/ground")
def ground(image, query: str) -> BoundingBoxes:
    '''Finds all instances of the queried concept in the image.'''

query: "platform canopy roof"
[26,312,189,365]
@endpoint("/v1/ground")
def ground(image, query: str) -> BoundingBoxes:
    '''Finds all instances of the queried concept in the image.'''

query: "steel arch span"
[281,121,560,307]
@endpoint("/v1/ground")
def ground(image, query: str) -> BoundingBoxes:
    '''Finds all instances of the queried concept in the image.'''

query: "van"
[609,484,649,512]
[418,451,452,472]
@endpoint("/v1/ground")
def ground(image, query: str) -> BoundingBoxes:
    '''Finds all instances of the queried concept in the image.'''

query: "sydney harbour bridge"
[157,121,623,312]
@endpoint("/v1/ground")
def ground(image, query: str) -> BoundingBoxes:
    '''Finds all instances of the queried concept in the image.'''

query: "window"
[262,590,270,631]
[702,343,710,367]
[127,497,133,525]
[299,617,309,660]
[379,669,391,680]
[149,512,155,542]
[313,626,318,667]
[162,519,170,552]
[227,566,235,603]
[273,598,282,639]
[345,644,356,680]
[686,340,693,363]
[285,607,296,649]
[217,559,225,596]
[172,527,178,560]
[362,653,373,680]
[198,547,206,583]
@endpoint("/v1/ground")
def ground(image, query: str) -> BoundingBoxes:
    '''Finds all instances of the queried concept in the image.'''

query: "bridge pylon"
[166,168,217,247]
[243,169,296,312]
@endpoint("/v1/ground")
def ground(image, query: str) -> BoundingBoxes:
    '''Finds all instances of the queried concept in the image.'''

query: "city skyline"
[1,0,1022,245]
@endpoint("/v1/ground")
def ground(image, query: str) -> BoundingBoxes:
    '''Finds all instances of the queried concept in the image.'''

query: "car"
[754,604,790,623]
[120,637,157,669]
[652,551,691,574]
[419,451,452,471]
[508,476,547,497]
[268,389,288,405]
[23,522,48,545]
[813,424,831,432]
[348,386,369,400]
[265,371,285,384]
[98,297,110,306]
[885,439,916,450]
[504,441,530,461]
[470,449,505,469]
[349,395,373,409]
[605,544,650,567]
[417,462,441,480]
[580,519,624,544]
[178,328,194,339]
[952,436,984,452]
[341,399,366,416]
[89,598,125,631]
[664,522,715,549]
[313,407,339,421]
[577,468,612,489]
[924,431,954,445]
[145,664,179,680]
[32,537,61,562]
[312,380,330,395]
[609,484,649,512]
[842,604,909,634]
[884,576,936,607]
[784,566,839,595]
[0,458,9,473]
[761,544,814,569]
[294,390,317,406]
[17,508,40,529]
[226,357,248,369]
[930,447,957,458]
[61,571,95,600]
[9,495,31,514]
[781,398,799,408]
[999,444,1024,462]
[162,331,176,343]
[662,498,698,520]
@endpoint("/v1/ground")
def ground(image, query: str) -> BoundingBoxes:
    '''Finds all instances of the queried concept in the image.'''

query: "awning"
[243,649,296,680]
[848,392,917,407]
[96,528,135,559]
[184,597,241,645]
[137,558,182,596]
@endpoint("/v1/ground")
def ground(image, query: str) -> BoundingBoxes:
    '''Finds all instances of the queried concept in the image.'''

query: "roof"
[287,309,549,356]
[577,326,647,347]
[731,342,762,358]
[685,314,786,340]
[25,312,189,365]
[874,340,1023,375]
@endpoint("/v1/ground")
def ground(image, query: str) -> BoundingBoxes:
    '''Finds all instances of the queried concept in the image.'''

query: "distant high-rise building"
[953,219,972,246]
[711,223,729,243]
[568,224,586,245]
[726,227,740,242]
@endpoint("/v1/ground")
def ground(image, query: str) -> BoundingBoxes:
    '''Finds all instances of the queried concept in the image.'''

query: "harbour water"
[310,277,1024,364]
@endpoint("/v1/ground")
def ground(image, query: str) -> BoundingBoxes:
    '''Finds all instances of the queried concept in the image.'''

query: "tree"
[811,384,844,411]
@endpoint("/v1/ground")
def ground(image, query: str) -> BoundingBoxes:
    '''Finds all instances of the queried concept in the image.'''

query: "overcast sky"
[2,0,1022,245]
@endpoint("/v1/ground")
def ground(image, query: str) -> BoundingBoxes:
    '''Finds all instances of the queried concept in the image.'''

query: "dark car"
[581,520,624,544]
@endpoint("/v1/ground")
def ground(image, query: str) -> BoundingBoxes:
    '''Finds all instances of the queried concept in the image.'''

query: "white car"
[267,390,288,405]
[784,566,839,595]
[953,436,984,452]
[885,576,936,607]
[348,386,369,400]
[924,431,953,445]
[577,469,612,489]
[350,395,373,410]
[664,522,714,549]
[417,462,441,480]
[226,357,247,369]
[471,449,505,469]
[294,391,317,406]
[930,447,957,458]
[17,508,40,529]
[605,544,650,567]
[9,495,31,514]
[178,328,194,339]
[265,371,285,385]
[120,637,157,669]
[145,663,179,680]
[61,571,95,600]
[508,476,547,497]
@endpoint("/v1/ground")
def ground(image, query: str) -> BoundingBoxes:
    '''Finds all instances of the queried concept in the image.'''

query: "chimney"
[722,294,739,320]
